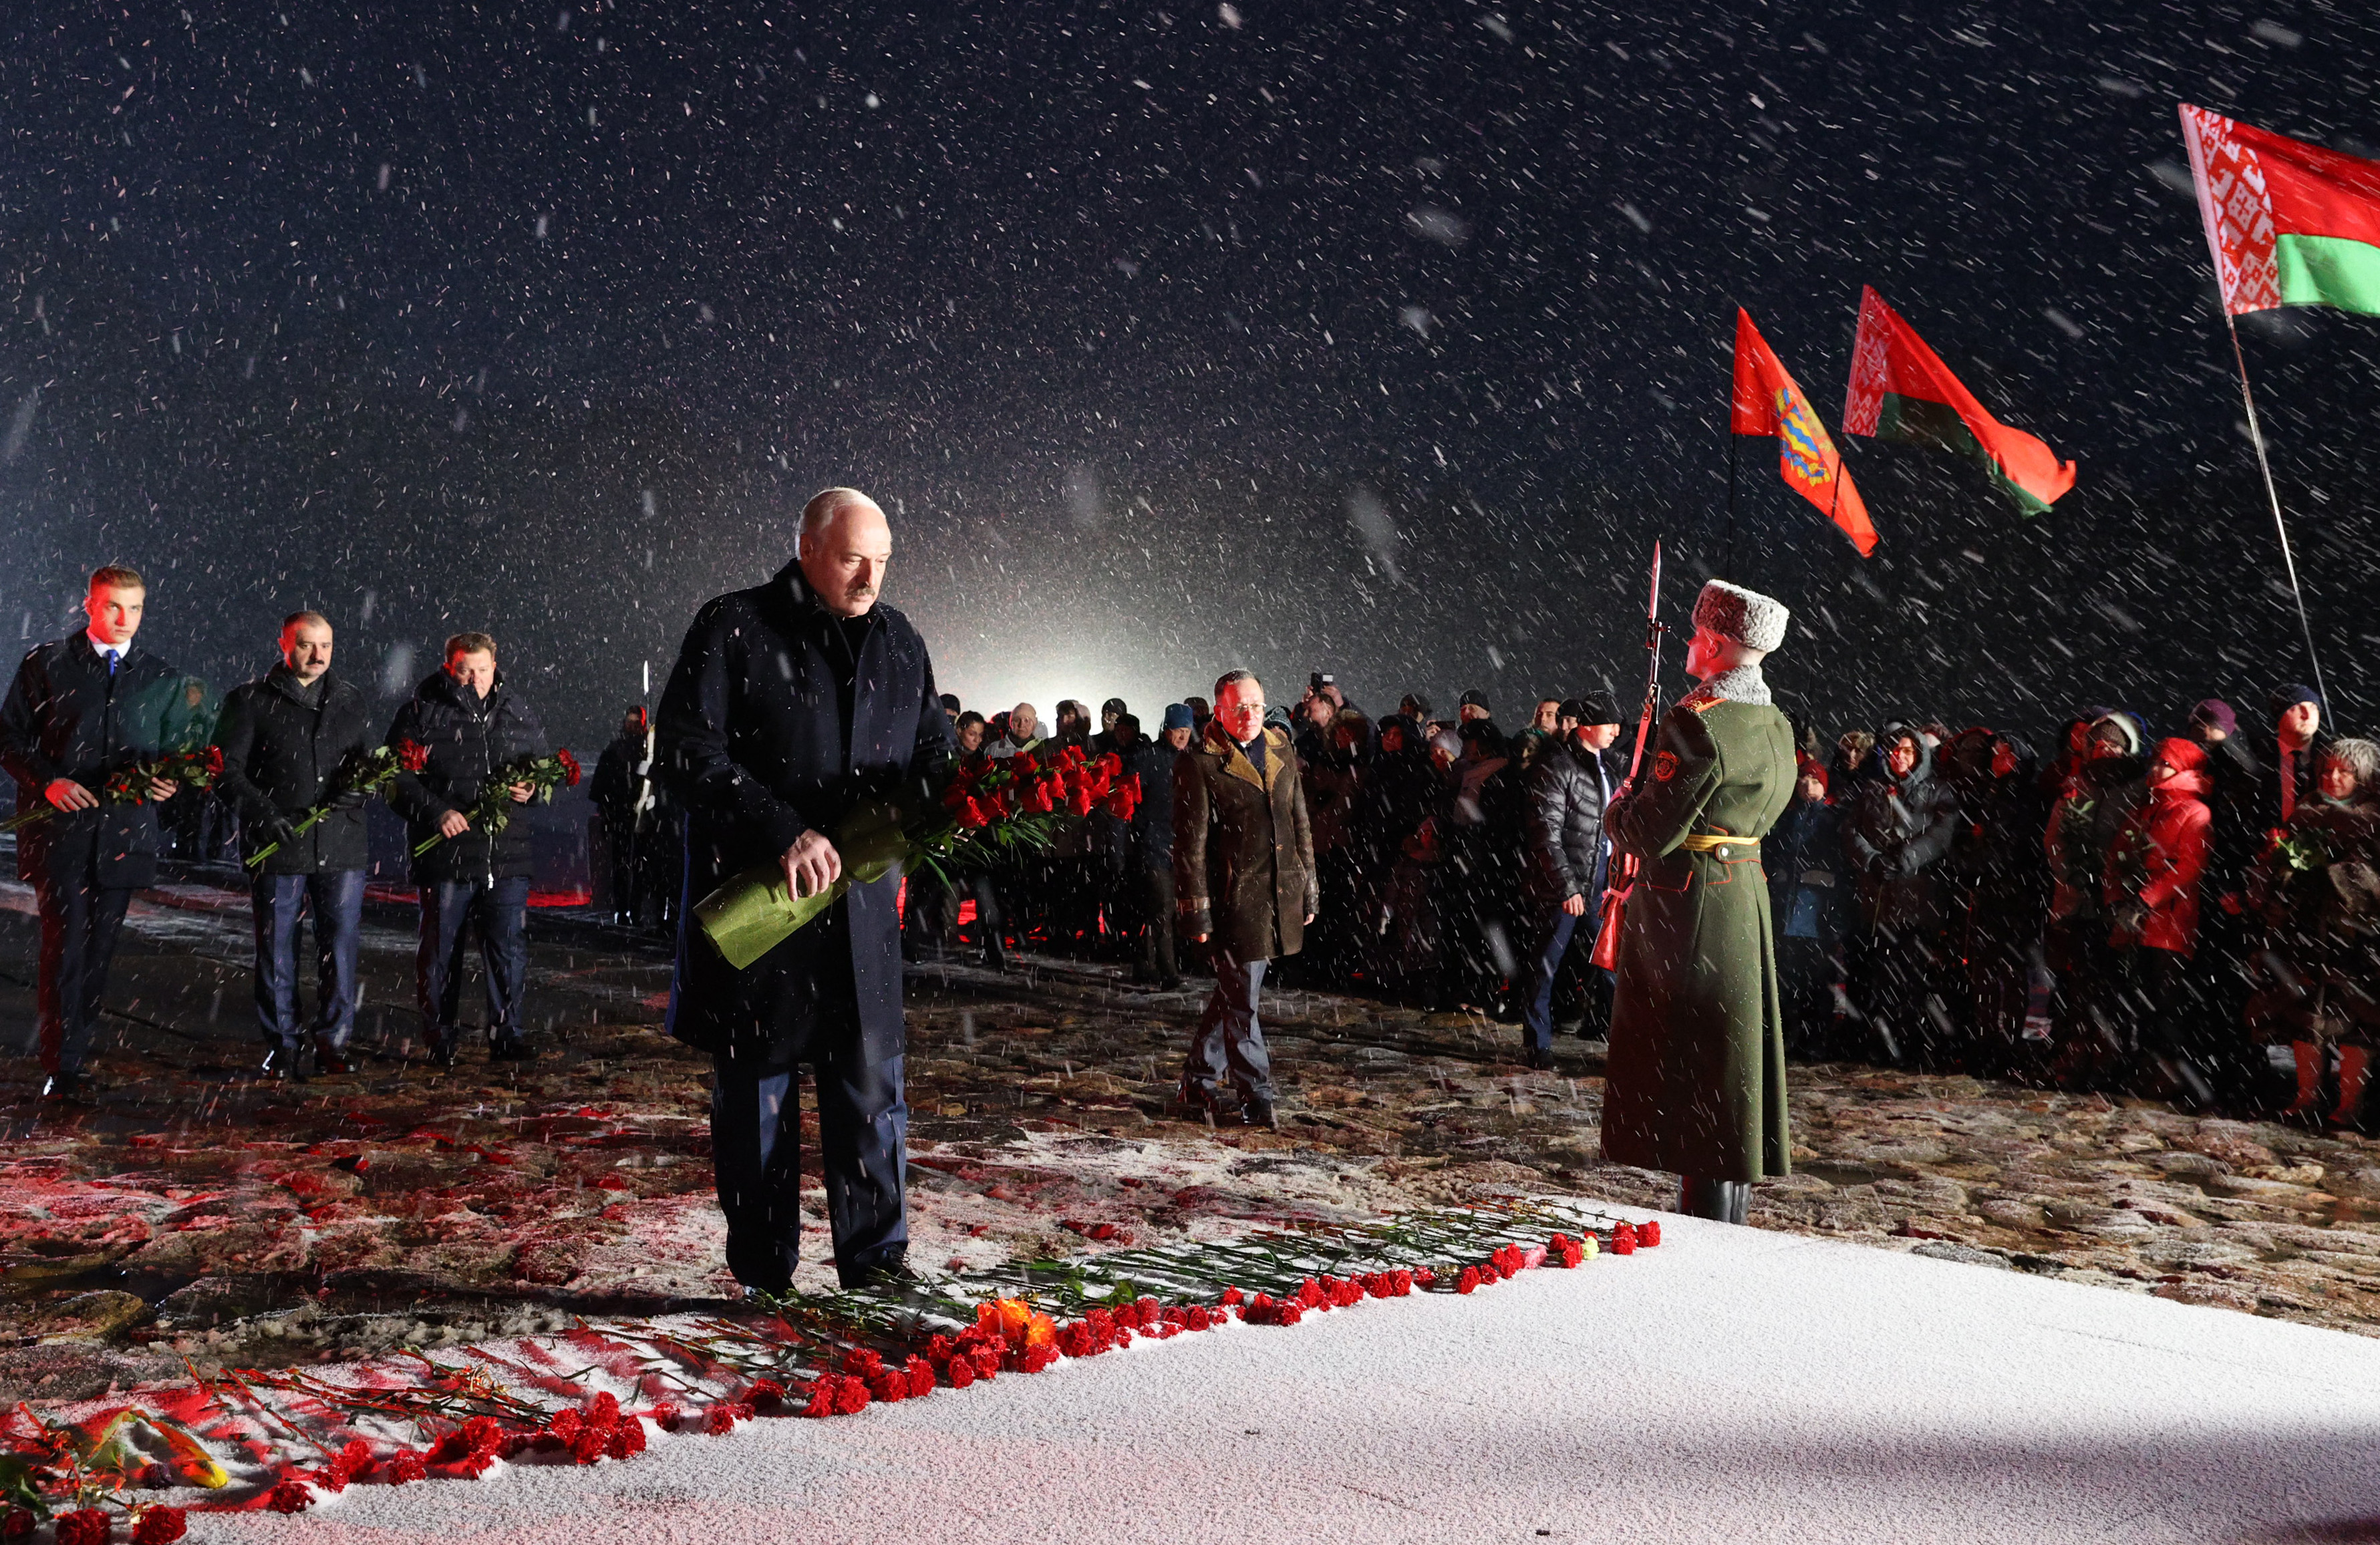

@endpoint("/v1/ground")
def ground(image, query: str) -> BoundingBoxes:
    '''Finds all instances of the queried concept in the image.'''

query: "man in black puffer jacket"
[1515,693,1622,1068]
[213,611,378,1078]
[384,631,550,1067]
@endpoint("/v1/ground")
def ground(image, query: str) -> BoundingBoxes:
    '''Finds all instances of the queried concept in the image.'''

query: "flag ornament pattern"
[2182,103,2380,318]
[1731,308,1878,556]
[1842,286,2076,516]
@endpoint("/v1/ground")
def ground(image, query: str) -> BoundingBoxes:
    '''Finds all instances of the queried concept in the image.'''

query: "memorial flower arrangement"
[411,747,582,857]
[243,741,424,868]
[1,747,223,834]
[3,1200,1657,1523]
[696,747,1139,971]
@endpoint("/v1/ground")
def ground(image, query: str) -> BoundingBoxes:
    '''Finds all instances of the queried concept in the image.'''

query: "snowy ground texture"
[187,1213,2380,1545]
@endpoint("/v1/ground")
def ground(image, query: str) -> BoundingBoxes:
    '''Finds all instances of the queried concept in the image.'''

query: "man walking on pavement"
[213,611,377,1079]
[1175,670,1317,1127]
[384,631,551,1068]
[1,566,191,1102]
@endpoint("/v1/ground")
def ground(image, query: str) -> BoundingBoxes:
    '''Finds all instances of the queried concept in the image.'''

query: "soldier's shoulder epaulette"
[1676,687,1720,715]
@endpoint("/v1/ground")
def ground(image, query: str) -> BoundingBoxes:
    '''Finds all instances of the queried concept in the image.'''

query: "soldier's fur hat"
[1692,579,1790,653]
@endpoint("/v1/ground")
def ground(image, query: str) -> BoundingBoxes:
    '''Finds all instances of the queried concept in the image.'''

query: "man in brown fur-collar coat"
[1175,669,1317,1126]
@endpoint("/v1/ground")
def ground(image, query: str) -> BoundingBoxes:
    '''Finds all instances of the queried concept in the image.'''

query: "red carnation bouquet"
[412,747,582,857]
[2,746,222,834]
[696,749,1132,971]
[245,741,424,868]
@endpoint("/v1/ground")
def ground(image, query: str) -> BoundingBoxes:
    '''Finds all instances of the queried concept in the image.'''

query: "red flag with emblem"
[1731,309,1878,556]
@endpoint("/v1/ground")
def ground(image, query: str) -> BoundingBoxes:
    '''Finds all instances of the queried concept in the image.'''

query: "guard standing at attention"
[1600,579,1798,1224]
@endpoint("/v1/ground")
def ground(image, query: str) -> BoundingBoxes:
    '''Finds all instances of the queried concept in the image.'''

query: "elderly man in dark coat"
[656,488,951,1295]
[1175,669,1317,1127]
[1,566,192,1102]
[1601,579,1798,1225]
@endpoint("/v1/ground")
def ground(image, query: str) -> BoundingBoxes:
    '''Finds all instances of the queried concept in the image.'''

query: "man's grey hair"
[1213,669,1261,699]
[800,487,883,542]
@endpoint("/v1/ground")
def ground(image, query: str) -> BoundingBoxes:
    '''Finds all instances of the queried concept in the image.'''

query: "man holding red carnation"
[1,565,196,1103]
[657,487,952,1295]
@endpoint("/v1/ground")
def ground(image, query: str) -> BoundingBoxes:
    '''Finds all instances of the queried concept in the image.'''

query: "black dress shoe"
[843,1257,927,1295]
[260,1045,307,1082]
[1243,1097,1280,1130]
[39,1069,99,1103]
[1523,1046,1555,1072]
[426,1036,460,1071]
[486,1037,540,1064]
[311,1037,353,1077]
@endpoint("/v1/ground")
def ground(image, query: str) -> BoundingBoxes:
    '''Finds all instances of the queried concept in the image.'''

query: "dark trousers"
[33,873,134,1075]
[1186,953,1272,1102]
[416,876,531,1046]
[251,869,365,1051]
[1519,905,1582,1053]
[710,1039,907,1292]
[1135,867,1178,981]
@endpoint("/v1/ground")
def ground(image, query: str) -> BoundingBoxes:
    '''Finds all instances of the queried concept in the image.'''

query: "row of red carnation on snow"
[27,1224,1656,1538]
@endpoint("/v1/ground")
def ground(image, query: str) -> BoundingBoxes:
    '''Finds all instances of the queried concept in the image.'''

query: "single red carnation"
[545,1407,585,1443]
[429,1431,472,1464]
[266,1478,314,1514]
[800,1380,836,1417]
[1019,1345,1058,1373]
[746,1379,786,1410]
[1640,1220,1662,1247]
[944,1355,976,1391]
[55,1511,112,1545]
[1111,1323,1134,1348]
[396,739,430,772]
[1221,1286,1245,1306]
[332,1439,373,1481]
[704,1405,741,1435]
[584,1393,620,1431]
[1457,1266,1481,1295]
[968,1347,1002,1380]
[868,1369,907,1404]
[843,1347,884,1377]
[925,1333,956,1362]
[558,747,583,787]
[649,1403,681,1432]
[132,1507,189,1545]
[605,1420,645,1459]
[1611,1225,1636,1256]
[833,1375,872,1415]
[449,1449,497,1479]
[570,1428,607,1465]
[388,1450,429,1484]
[905,1356,935,1398]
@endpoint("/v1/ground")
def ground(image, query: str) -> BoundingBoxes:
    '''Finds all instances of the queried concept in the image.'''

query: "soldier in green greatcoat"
[1600,579,1798,1224]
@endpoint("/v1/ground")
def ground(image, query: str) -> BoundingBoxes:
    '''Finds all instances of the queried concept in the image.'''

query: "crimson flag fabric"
[2182,104,2380,317]
[1730,309,1877,556]
[1841,287,2076,516]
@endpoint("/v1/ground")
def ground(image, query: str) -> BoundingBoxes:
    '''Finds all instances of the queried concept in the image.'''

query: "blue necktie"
[105,649,119,677]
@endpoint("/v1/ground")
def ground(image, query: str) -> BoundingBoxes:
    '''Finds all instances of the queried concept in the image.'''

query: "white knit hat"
[1692,579,1790,652]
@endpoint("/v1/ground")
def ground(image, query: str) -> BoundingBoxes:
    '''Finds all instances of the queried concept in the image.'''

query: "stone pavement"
[3,881,2375,1408]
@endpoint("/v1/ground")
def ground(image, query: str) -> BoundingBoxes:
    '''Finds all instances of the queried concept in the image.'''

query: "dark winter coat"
[1600,681,1797,1182]
[2258,733,2333,838]
[590,731,653,826]
[1765,792,1852,951]
[2045,755,2147,929]
[1125,735,1181,873]
[1175,721,1318,962]
[384,669,551,885]
[1842,729,1959,936]
[1,634,192,889]
[1958,743,2053,951]
[2199,733,2265,897]
[2244,794,2380,1044]
[1524,736,1614,908]
[655,560,951,1065]
[212,666,376,874]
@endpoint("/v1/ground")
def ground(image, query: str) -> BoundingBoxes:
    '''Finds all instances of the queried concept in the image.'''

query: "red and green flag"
[2182,104,2380,317]
[1731,308,1877,556]
[1841,287,2077,516]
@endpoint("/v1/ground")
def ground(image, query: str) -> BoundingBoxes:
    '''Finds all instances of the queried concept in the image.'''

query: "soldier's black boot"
[1678,1175,1749,1225]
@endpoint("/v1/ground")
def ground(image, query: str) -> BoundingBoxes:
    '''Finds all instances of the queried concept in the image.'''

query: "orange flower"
[977,1297,1056,1351]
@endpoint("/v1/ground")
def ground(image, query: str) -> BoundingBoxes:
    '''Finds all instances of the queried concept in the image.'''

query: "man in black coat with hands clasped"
[657,488,951,1295]
[384,631,551,1069]
[213,611,377,1079]
[1,566,192,1101]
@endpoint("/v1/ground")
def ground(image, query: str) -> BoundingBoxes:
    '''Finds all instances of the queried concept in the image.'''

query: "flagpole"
[1725,428,1739,576]
[2223,314,2329,710]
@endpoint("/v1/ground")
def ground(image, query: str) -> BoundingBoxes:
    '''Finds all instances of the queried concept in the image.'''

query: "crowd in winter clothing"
[911,677,2380,1133]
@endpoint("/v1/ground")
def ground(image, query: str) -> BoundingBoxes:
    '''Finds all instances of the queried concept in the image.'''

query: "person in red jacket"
[2106,737,2214,1102]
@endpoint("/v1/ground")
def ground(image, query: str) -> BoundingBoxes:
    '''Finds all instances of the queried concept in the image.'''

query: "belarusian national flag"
[1841,287,2077,516]
[2181,104,2380,317]
[1731,309,1877,556]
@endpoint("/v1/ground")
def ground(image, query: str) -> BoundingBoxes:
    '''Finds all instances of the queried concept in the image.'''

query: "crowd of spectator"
[907,676,2379,1134]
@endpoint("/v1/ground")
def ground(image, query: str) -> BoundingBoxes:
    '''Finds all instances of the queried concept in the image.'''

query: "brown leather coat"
[1175,723,1318,962]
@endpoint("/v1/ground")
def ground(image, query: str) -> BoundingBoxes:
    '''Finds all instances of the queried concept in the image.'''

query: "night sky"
[5,1,2379,754]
